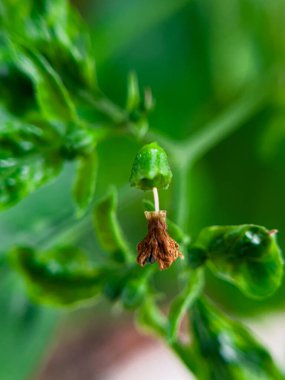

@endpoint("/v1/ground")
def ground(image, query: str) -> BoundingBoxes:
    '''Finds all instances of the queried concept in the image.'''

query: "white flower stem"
[153,187,160,212]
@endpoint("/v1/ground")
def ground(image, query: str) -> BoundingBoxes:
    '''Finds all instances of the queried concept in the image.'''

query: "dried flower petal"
[137,211,184,270]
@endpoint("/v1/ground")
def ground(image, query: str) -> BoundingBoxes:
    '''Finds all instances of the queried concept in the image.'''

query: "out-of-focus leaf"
[9,246,105,306]
[190,298,283,380]
[0,269,57,380]
[14,47,78,123]
[32,0,97,91]
[73,149,98,217]
[0,107,104,211]
[1,0,97,91]
[167,269,204,342]
[126,71,140,111]
[0,107,59,157]
[60,127,99,159]
[93,187,132,262]
[0,153,62,210]
[188,225,284,299]
[0,62,35,116]
[0,109,63,210]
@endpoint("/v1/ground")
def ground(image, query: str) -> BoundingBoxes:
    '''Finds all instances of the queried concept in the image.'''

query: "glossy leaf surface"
[14,47,78,123]
[0,108,63,209]
[190,298,283,380]
[0,0,97,92]
[72,149,98,216]
[10,246,104,306]
[188,225,284,299]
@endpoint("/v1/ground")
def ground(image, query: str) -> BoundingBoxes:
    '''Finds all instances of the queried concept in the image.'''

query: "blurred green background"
[1,0,285,378]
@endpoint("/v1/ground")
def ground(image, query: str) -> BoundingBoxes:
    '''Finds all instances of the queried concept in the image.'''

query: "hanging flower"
[137,210,183,270]
[130,142,183,270]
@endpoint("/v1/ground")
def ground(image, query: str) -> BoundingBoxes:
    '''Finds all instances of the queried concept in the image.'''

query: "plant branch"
[180,80,273,165]
[79,90,127,123]
[137,296,198,375]
[169,75,277,229]
[174,163,189,229]
[167,268,204,343]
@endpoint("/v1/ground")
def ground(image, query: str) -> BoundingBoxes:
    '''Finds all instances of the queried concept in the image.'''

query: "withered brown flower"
[137,210,184,270]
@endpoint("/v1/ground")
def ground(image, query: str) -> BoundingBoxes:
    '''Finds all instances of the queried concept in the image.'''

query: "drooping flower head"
[130,142,183,270]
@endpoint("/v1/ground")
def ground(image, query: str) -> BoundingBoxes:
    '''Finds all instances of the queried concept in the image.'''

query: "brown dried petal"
[137,210,184,270]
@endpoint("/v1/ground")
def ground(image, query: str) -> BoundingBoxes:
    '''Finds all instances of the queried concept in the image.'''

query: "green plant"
[1,0,285,379]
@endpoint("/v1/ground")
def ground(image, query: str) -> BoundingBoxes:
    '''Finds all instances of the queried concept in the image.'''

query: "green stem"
[79,90,127,123]
[137,297,198,376]
[167,268,204,343]
[137,297,167,338]
[175,163,190,229]
[171,77,275,231]
[180,81,271,165]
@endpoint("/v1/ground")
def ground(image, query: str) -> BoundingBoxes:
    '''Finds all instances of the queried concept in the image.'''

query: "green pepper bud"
[129,142,172,190]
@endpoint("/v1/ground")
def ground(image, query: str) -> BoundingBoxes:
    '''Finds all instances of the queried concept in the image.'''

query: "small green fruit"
[129,142,172,190]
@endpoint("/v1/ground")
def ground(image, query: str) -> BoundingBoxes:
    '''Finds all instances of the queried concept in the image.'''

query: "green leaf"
[0,269,57,380]
[126,71,140,111]
[1,0,97,91]
[60,127,99,159]
[190,298,283,380]
[32,0,97,90]
[188,225,284,299]
[0,107,59,156]
[167,269,204,342]
[0,108,63,209]
[14,47,78,123]
[0,61,35,116]
[73,149,98,217]
[125,71,152,139]
[93,187,132,262]
[9,246,105,307]
[0,153,62,210]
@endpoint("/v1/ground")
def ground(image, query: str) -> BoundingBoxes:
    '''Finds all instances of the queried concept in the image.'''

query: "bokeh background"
[1,0,285,379]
